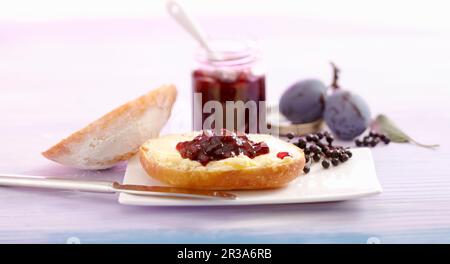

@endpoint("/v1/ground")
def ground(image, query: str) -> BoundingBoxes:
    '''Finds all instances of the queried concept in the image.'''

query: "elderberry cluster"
[286,132,353,174]
[355,131,390,147]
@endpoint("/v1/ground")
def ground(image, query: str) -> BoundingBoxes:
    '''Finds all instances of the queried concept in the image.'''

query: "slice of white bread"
[139,132,305,190]
[42,84,177,170]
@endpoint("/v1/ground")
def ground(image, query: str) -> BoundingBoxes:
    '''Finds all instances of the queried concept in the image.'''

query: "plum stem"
[330,62,340,90]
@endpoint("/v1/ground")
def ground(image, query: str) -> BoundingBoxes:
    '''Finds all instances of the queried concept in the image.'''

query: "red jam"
[276,152,291,159]
[176,129,270,165]
[192,69,266,133]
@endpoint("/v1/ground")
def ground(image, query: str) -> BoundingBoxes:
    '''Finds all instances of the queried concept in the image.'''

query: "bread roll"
[43,84,177,169]
[139,132,305,190]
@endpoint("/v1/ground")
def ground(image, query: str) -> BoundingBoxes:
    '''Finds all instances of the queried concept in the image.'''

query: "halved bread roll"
[43,84,177,169]
[139,133,305,190]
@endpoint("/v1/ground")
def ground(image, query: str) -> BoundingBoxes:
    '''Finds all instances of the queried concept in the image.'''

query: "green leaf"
[373,114,439,149]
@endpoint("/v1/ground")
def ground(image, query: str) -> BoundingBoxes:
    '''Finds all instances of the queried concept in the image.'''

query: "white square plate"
[118,148,382,206]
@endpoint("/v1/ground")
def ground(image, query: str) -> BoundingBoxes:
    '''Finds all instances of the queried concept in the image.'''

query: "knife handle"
[0,174,237,200]
[0,174,115,193]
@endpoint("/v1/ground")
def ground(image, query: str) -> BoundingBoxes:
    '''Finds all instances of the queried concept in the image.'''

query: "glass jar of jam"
[192,39,267,134]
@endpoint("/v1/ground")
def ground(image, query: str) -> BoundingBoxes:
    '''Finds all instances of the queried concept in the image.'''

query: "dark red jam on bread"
[176,129,270,165]
[276,152,291,159]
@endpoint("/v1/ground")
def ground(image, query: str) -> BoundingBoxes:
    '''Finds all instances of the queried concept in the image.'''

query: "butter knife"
[0,174,236,200]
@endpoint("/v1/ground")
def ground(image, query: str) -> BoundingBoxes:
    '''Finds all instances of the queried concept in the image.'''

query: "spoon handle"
[166,0,213,53]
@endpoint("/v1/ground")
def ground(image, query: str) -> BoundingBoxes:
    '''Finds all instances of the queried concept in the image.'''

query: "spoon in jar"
[165,0,220,60]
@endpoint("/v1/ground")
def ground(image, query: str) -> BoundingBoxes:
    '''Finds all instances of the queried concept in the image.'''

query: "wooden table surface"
[1,17,449,243]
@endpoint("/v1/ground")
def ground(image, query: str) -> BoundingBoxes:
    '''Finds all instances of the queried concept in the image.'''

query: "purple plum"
[324,63,371,140]
[279,79,327,124]
[324,90,371,140]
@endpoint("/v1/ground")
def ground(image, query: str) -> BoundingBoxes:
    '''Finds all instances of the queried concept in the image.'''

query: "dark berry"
[370,139,379,147]
[303,166,310,174]
[306,134,314,142]
[345,150,353,158]
[297,139,307,149]
[369,131,378,137]
[355,139,362,147]
[383,137,391,145]
[331,150,339,159]
[304,147,311,155]
[313,154,321,162]
[322,159,330,169]
[316,142,326,149]
[316,132,324,140]
[311,135,319,142]
[339,154,349,162]
[305,155,310,163]
[312,146,321,155]
[326,136,334,145]
[286,132,295,140]
[325,150,332,158]
[331,158,339,166]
